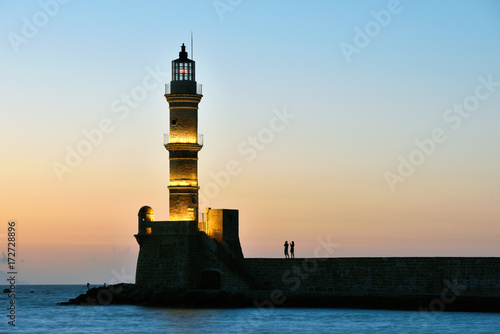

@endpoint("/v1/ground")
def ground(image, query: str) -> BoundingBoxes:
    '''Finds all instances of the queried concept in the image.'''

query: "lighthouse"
[164,43,202,221]
[135,44,245,289]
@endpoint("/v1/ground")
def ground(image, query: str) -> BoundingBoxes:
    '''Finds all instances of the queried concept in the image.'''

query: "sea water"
[1,285,499,333]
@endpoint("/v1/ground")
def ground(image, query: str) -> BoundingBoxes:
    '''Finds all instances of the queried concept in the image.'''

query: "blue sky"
[0,0,499,283]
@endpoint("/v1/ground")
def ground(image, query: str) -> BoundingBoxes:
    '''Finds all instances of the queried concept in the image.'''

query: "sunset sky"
[1,1,499,284]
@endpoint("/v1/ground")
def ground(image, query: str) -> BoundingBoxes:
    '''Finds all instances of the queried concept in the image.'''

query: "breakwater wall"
[244,257,500,296]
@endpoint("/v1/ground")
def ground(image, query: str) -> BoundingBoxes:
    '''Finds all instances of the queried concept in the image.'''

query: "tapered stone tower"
[164,44,202,222]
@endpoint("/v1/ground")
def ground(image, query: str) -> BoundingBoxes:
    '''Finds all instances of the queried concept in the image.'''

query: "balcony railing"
[164,133,203,145]
[165,83,202,95]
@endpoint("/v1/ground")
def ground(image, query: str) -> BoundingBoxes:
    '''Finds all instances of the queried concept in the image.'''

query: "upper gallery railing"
[165,83,202,95]
[164,133,203,145]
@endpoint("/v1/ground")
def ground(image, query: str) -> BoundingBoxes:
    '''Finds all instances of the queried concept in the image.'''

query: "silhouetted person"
[290,241,295,258]
[284,241,289,258]
[87,283,90,290]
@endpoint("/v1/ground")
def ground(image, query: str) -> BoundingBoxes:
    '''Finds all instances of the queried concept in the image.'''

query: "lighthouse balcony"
[164,133,203,145]
[165,83,202,95]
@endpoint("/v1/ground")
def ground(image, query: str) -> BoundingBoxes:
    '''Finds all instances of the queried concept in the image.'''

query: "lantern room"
[170,43,197,94]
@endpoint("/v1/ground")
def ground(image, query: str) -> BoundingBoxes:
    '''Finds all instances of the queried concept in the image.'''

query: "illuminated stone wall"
[165,94,203,222]
[206,209,243,258]
[170,107,198,143]
[135,220,249,289]
[168,189,198,222]
[169,158,198,186]
[168,96,200,144]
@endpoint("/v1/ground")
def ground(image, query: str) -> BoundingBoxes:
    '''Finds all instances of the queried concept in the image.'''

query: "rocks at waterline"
[58,283,254,307]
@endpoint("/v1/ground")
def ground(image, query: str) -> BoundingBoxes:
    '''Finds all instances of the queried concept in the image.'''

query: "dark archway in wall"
[200,270,221,290]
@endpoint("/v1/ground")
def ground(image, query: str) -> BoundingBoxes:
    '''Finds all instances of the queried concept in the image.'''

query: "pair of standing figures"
[284,241,294,258]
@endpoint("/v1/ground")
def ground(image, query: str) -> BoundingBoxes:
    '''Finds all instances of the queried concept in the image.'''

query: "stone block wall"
[135,220,250,290]
[189,232,249,290]
[135,221,199,288]
[244,257,500,295]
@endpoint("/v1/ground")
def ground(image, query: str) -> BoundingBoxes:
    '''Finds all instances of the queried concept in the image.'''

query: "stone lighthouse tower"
[135,44,247,289]
[165,43,202,222]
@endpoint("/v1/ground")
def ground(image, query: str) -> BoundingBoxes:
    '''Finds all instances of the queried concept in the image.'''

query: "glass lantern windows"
[173,61,194,81]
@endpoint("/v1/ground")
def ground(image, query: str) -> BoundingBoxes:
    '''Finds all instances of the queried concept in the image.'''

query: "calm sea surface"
[1,285,499,333]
